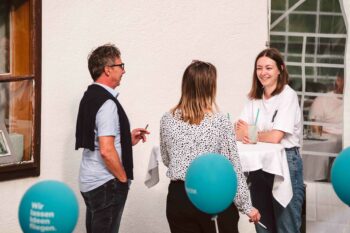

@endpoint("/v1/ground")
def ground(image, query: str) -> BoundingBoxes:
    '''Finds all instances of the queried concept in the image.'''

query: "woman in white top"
[160,60,260,233]
[236,48,304,233]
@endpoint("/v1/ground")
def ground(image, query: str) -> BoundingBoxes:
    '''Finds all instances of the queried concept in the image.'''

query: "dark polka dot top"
[160,110,253,215]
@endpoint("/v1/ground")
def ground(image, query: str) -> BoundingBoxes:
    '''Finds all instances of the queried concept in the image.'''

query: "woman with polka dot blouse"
[160,60,260,233]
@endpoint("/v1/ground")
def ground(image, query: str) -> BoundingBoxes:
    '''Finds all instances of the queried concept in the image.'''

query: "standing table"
[237,142,293,233]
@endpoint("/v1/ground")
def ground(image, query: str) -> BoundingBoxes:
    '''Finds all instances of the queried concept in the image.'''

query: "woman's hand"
[242,135,254,144]
[247,207,261,223]
[236,120,255,144]
[235,119,248,141]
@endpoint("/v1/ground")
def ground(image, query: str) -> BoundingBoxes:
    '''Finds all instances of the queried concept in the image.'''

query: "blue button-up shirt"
[79,83,122,192]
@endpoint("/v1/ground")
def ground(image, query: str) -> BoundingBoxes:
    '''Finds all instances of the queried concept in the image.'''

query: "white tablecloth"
[302,133,342,155]
[237,142,293,208]
[302,134,342,181]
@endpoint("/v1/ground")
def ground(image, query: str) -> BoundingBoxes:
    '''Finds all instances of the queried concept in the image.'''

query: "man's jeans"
[256,147,304,233]
[81,179,129,233]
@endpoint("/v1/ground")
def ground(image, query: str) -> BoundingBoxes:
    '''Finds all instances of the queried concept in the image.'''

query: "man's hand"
[131,128,150,146]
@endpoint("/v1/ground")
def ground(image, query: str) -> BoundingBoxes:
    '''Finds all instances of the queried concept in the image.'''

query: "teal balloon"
[18,180,79,233]
[185,153,237,214]
[331,147,350,206]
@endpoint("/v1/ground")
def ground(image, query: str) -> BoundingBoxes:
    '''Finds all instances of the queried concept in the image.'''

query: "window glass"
[320,0,341,12]
[0,2,10,74]
[289,14,316,33]
[0,80,33,164]
[319,16,346,34]
[270,35,286,52]
[305,66,314,76]
[317,38,346,56]
[287,65,302,76]
[272,0,286,11]
[305,37,316,55]
[295,0,317,11]
[270,0,346,183]
[271,15,286,31]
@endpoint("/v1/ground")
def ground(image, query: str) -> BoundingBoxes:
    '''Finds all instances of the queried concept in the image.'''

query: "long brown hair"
[248,48,289,99]
[172,60,218,124]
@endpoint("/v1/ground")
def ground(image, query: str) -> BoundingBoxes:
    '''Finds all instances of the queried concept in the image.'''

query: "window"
[269,0,346,182]
[0,0,41,180]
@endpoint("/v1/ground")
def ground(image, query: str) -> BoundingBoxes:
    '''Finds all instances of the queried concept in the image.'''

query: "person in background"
[236,48,304,233]
[309,71,344,136]
[160,60,260,233]
[306,71,344,181]
[75,44,149,233]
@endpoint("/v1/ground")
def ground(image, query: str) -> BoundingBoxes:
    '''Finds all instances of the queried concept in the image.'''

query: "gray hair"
[87,43,121,81]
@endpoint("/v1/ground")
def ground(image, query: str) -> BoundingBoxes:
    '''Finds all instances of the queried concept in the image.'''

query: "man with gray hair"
[75,44,149,233]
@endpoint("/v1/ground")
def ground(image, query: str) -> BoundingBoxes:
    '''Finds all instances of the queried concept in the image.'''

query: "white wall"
[0,1,267,232]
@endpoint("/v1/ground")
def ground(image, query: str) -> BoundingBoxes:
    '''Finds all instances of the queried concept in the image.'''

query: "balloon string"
[211,215,219,233]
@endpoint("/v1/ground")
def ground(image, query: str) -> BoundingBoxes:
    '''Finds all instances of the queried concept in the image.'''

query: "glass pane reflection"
[0,80,34,165]
[0,2,10,74]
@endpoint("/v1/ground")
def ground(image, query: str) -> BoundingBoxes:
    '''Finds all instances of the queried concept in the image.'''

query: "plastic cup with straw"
[248,108,259,144]
[254,109,260,126]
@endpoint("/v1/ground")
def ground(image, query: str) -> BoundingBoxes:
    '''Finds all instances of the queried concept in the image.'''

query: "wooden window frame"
[0,0,41,181]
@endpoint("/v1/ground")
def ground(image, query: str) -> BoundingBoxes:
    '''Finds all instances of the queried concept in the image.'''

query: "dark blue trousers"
[81,179,129,233]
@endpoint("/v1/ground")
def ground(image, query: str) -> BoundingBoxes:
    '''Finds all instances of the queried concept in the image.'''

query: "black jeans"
[166,181,240,233]
[81,179,129,233]
[247,170,277,233]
